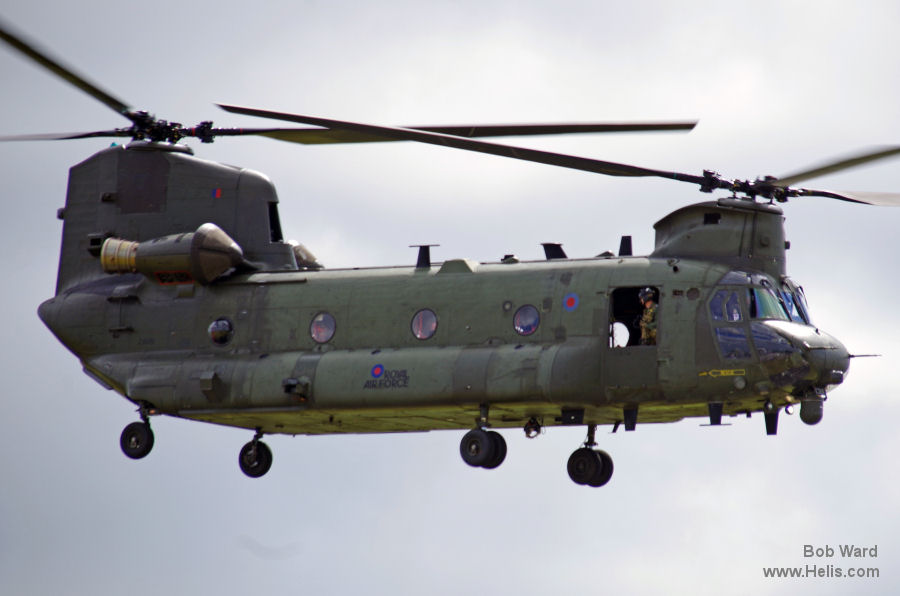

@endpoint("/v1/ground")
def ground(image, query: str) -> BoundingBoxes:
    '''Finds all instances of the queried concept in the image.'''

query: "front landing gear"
[567,448,613,487]
[239,430,273,478]
[120,421,154,459]
[567,425,614,487]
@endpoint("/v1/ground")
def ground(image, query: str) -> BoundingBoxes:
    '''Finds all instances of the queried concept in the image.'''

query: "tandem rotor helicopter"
[4,21,900,487]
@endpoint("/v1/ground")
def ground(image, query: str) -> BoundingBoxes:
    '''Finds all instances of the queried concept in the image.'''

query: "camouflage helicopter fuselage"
[37,143,849,482]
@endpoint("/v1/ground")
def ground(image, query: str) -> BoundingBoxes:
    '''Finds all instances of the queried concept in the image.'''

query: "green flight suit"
[641,303,657,345]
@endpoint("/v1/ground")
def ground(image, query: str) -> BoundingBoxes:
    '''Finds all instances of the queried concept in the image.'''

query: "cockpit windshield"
[715,271,803,322]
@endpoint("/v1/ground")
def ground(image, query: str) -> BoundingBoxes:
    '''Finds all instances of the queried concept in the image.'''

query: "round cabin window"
[310,312,336,343]
[208,318,234,345]
[411,308,438,340]
[513,305,540,336]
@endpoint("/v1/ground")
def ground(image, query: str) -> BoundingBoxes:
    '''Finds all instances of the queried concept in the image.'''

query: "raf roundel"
[563,293,579,312]
[371,364,385,378]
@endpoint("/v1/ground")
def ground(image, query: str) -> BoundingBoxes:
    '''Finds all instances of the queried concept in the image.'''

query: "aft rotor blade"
[0,123,697,145]
[0,126,323,143]
[773,146,900,187]
[251,121,697,145]
[218,104,708,183]
[0,129,133,141]
[0,19,134,120]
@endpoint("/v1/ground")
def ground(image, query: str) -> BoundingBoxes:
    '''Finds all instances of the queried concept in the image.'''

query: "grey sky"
[1,1,899,594]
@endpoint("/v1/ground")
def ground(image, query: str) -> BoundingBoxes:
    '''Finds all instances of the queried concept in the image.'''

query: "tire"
[481,431,507,469]
[120,421,154,460]
[459,429,495,468]
[567,447,600,485]
[239,440,273,478]
[587,450,614,487]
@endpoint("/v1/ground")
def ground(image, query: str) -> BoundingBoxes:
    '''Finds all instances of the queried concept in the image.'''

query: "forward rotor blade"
[251,121,697,145]
[773,146,900,186]
[793,188,900,206]
[415,122,697,136]
[218,104,707,183]
[0,19,133,120]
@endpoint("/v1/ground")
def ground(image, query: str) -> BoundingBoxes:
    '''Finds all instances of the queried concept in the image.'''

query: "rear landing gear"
[239,430,273,478]
[120,420,154,459]
[567,424,614,487]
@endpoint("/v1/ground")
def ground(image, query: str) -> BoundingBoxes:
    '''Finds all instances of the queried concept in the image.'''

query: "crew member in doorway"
[639,287,657,345]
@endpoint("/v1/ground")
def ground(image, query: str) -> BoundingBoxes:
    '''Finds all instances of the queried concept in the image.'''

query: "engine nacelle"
[100,223,243,285]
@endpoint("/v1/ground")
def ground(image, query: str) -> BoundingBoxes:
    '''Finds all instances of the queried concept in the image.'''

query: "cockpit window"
[715,327,752,359]
[748,287,789,320]
[751,322,796,358]
[709,284,752,360]
[710,290,743,322]
[780,289,804,323]
[781,281,812,324]
[794,286,812,323]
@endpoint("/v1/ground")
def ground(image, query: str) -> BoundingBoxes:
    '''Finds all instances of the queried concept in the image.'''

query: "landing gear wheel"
[586,450,614,487]
[460,429,495,468]
[567,447,600,485]
[481,431,507,469]
[120,421,154,459]
[239,440,273,478]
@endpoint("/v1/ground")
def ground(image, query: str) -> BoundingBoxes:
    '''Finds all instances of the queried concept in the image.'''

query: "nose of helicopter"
[766,321,850,424]
[794,329,849,427]
[801,333,851,389]
[764,320,851,388]
[761,321,850,426]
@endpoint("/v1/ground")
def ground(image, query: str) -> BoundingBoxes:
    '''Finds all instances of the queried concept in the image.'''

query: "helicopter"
[4,21,900,488]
